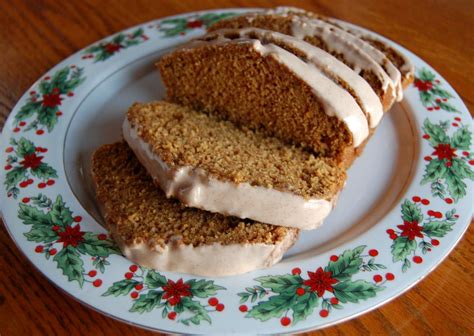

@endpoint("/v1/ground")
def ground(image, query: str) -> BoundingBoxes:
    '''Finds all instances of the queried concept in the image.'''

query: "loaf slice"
[124,101,346,229]
[158,32,370,166]
[209,11,403,107]
[91,142,299,276]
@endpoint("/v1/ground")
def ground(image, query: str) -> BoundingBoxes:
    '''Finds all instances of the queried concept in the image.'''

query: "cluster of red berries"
[373,272,395,283]
[411,196,430,205]
[16,178,55,189]
[86,269,102,287]
[124,265,146,300]
[208,297,225,312]
[82,54,95,59]
[34,244,57,256]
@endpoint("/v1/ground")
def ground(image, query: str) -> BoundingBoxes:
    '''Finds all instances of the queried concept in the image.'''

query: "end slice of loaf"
[124,101,346,229]
[91,142,299,276]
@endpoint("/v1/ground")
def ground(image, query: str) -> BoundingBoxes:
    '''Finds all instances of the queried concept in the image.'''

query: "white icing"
[123,119,335,229]
[231,27,383,128]
[111,227,298,277]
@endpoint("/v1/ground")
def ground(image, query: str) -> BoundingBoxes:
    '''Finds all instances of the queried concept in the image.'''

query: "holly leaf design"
[102,279,140,297]
[292,292,318,325]
[417,68,436,82]
[391,236,417,262]
[4,167,26,192]
[24,225,57,243]
[15,101,42,122]
[76,232,120,257]
[18,203,52,226]
[422,220,454,237]
[419,91,432,107]
[31,193,52,208]
[200,12,237,26]
[16,138,36,157]
[437,101,460,113]
[451,158,474,180]
[53,246,85,287]
[421,159,447,185]
[144,270,167,289]
[30,163,58,180]
[180,297,212,325]
[422,119,449,146]
[187,279,225,298]
[400,200,423,222]
[325,245,365,281]
[431,87,453,99]
[451,126,471,150]
[37,106,58,132]
[445,169,467,201]
[255,274,303,293]
[50,195,73,228]
[333,280,384,304]
[246,292,296,322]
[430,180,446,199]
[130,290,163,313]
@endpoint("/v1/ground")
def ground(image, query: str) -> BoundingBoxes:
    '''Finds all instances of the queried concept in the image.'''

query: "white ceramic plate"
[1,9,473,334]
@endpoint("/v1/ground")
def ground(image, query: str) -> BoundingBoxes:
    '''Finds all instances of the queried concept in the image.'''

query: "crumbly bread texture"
[158,40,357,166]
[127,101,346,200]
[91,142,298,248]
[210,10,414,89]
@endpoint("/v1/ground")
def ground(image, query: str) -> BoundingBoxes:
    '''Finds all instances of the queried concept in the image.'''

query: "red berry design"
[413,256,423,264]
[452,123,459,127]
[469,160,474,165]
[67,92,74,97]
[129,264,138,272]
[421,199,430,205]
[44,76,51,80]
[422,134,430,139]
[130,291,139,299]
[5,147,14,153]
[168,311,177,320]
[134,283,144,291]
[427,210,435,216]
[424,156,432,161]
[431,239,440,246]
[4,164,12,170]
[386,229,395,235]
[38,182,46,189]
[88,270,97,277]
[373,275,383,283]
[239,305,248,312]
[36,130,44,135]
[22,197,30,203]
[93,279,102,287]
[13,127,20,133]
[19,181,29,188]
[412,196,421,202]
[46,179,55,186]
[454,117,461,121]
[30,90,36,95]
[27,178,34,184]
[125,272,133,279]
[445,198,453,204]
[35,245,44,253]
[330,255,339,262]
[52,225,60,231]
[385,273,395,281]
[19,121,26,127]
[292,267,301,275]
[330,297,339,305]
[368,249,378,257]
[427,107,433,111]
[434,212,442,219]
[73,216,82,222]
[390,234,398,240]
[216,303,225,312]
[296,287,305,296]
[434,106,440,110]
[208,297,218,306]
[280,316,291,326]
[49,248,57,256]
[319,309,329,318]
[445,161,452,167]
[462,151,469,156]
[98,233,107,240]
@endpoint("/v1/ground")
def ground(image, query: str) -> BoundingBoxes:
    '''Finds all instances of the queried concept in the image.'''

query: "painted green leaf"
[30,163,58,180]
[430,180,446,199]
[63,68,85,92]
[102,279,140,297]
[200,12,236,26]
[437,101,459,113]
[451,127,471,149]
[421,159,447,185]
[24,226,57,243]
[422,119,449,146]
[53,246,84,287]
[445,209,457,221]
[4,166,26,190]
[419,91,432,106]
[31,193,52,208]
[255,274,303,293]
[129,290,163,313]
[130,28,144,38]
[246,292,296,322]
[391,236,417,262]
[144,270,167,289]
[77,232,120,257]
[445,169,467,201]
[292,292,318,325]
[187,279,225,298]
[50,195,74,228]
[333,280,384,303]
[417,68,435,82]
[180,297,212,325]
[325,245,365,281]
[422,220,454,237]
[15,101,42,121]
[431,87,453,99]
[16,138,36,157]
[18,203,51,226]
[37,106,58,132]
[51,67,70,89]
[451,158,474,180]
[402,258,411,272]
[400,200,423,223]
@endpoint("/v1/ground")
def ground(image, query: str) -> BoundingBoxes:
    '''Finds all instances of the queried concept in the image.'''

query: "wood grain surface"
[0,1,473,335]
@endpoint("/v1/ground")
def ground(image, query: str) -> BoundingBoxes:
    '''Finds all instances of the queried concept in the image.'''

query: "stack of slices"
[91,7,414,276]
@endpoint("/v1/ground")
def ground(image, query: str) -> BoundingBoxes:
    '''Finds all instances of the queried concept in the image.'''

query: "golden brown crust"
[91,142,298,248]
[127,101,346,200]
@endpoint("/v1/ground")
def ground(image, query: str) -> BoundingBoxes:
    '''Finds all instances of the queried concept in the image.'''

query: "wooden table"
[0,1,473,334]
